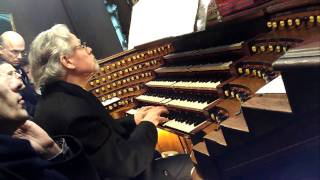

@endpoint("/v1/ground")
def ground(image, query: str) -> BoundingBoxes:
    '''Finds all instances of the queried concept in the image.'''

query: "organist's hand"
[134,106,154,125]
[140,106,169,126]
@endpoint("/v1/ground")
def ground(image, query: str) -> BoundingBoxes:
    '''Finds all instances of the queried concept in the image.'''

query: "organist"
[29,24,193,180]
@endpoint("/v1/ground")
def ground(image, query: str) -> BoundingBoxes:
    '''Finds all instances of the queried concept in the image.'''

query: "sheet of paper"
[128,0,199,49]
[256,75,287,94]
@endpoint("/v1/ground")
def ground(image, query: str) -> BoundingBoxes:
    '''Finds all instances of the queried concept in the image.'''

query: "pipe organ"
[87,0,320,179]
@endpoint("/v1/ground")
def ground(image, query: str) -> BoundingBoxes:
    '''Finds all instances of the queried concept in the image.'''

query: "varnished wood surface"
[242,93,292,113]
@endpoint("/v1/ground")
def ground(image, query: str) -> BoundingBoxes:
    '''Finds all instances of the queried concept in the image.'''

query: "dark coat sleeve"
[0,135,68,180]
[35,85,158,178]
[50,135,100,180]
[68,115,158,178]
[116,115,137,139]
[62,98,158,178]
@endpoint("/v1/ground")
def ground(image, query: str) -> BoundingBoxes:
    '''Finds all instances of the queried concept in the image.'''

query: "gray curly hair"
[28,24,74,88]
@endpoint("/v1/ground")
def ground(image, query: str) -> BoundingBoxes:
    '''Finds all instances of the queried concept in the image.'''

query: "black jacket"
[0,135,99,180]
[34,81,158,179]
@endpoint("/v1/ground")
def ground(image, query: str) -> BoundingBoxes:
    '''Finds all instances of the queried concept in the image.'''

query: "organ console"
[87,0,319,179]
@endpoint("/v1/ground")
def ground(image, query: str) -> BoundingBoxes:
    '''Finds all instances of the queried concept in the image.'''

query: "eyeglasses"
[74,42,91,54]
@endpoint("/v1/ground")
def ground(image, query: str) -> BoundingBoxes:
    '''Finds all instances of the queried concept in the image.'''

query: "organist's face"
[63,33,99,76]
[0,70,28,124]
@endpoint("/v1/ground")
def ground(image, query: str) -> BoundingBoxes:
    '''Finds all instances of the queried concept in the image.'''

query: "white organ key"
[146,80,221,91]
[135,95,167,103]
[163,119,195,133]
[155,61,232,73]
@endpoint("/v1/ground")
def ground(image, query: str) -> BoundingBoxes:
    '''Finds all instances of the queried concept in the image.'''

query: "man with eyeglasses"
[0,31,38,117]
[0,62,101,180]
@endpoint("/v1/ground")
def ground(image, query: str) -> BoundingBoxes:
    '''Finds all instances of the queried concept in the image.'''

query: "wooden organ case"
[87,0,319,179]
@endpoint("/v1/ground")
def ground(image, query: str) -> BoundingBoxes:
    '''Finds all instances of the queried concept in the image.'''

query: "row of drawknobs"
[267,14,320,29]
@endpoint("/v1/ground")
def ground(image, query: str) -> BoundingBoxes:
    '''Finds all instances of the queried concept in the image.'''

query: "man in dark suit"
[0,63,100,180]
[29,24,193,180]
[0,31,38,117]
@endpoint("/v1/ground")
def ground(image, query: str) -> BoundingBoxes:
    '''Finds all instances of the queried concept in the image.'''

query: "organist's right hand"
[136,106,169,126]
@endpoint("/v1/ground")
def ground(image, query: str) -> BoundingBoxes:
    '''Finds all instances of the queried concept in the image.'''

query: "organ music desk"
[87,0,320,179]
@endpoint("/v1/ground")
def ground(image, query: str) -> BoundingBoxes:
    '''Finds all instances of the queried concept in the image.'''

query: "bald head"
[0,31,25,67]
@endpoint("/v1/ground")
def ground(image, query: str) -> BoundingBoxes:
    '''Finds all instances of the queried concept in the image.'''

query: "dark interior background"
[0,0,125,59]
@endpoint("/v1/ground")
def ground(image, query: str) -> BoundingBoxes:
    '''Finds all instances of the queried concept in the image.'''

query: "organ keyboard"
[146,79,221,90]
[87,0,320,179]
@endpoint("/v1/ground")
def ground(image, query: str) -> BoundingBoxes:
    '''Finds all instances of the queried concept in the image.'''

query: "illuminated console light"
[95,79,100,84]
[295,18,301,26]
[245,69,250,75]
[272,21,277,28]
[268,45,274,52]
[267,21,272,28]
[102,77,106,82]
[90,81,94,86]
[279,20,285,27]
[238,67,243,74]
[95,89,100,94]
[252,69,257,76]
[260,46,266,52]
[230,91,235,98]
[101,87,106,91]
[257,70,262,77]
[276,46,281,52]
[317,15,320,23]
[236,94,241,100]
[224,90,229,97]
[287,19,293,26]
[309,16,315,23]
[251,46,257,53]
